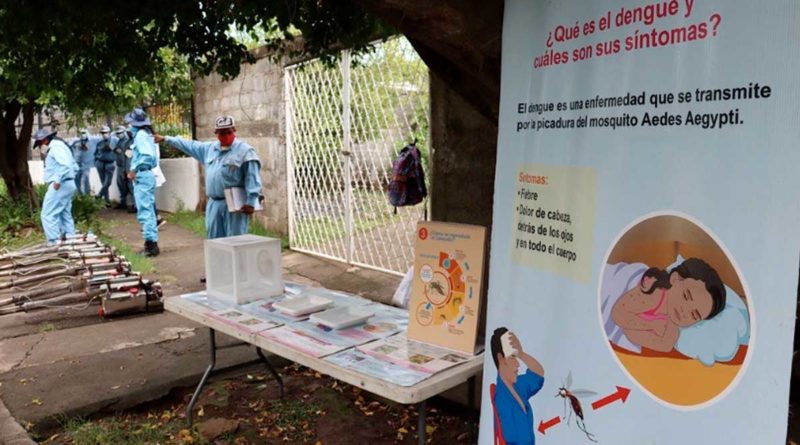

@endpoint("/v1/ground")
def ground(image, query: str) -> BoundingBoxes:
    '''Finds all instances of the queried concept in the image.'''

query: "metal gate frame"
[285,37,429,276]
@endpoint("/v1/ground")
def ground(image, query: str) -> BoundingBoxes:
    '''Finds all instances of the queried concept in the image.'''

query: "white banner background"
[480,1,800,443]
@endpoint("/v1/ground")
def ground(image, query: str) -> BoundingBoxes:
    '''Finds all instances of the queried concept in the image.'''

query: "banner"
[480,1,800,444]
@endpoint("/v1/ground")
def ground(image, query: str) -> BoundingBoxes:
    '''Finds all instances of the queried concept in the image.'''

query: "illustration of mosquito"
[556,371,598,442]
[428,280,446,296]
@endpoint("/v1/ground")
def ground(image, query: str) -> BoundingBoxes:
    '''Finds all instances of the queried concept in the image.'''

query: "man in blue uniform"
[34,128,79,245]
[154,115,262,239]
[113,125,135,211]
[71,129,97,195]
[490,327,545,445]
[125,108,160,257]
[94,125,118,205]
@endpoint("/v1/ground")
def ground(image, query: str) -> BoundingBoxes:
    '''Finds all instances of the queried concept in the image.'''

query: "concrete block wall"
[193,51,289,235]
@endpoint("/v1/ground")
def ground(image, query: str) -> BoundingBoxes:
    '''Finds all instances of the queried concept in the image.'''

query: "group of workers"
[33,110,263,259]
[67,125,137,210]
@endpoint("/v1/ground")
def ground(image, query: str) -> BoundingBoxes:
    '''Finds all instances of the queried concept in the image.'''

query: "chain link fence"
[287,36,430,275]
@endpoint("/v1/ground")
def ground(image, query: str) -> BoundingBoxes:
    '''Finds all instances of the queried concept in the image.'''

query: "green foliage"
[165,210,207,239]
[71,194,107,234]
[0,182,103,245]
[0,1,390,206]
[269,398,321,432]
[249,219,291,250]
[61,416,205,445]
[39,322,55,333]
[0,2,388,118]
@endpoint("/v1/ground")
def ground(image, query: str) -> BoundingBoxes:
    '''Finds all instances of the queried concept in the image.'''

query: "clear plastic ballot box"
[205,234,283,304]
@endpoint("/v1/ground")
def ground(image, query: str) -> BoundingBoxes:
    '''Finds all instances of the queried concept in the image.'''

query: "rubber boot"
[145,241,160,257]
[139,240,160,257]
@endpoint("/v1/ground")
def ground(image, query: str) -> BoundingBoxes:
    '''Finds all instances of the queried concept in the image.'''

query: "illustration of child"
[611,258,726,352]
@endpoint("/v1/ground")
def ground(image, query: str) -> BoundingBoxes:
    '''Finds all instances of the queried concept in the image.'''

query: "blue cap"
[124,108,152,127]
[32,128,56,147]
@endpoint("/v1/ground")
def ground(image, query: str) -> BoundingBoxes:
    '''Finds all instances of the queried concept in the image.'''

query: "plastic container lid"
[309,306,374,330]
[272,295,333,317]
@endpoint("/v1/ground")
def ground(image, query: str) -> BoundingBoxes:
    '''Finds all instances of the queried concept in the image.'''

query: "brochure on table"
[326,349,432,387]
[407,221,487,355]
[358,333,473,374]
[208,308,280,333]
[258,325,349,358]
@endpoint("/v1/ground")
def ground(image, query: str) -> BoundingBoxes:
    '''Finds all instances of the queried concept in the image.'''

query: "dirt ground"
[41,362,476,445]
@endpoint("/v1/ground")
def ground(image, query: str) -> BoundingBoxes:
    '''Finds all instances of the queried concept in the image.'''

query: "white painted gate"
[286,37,429,275]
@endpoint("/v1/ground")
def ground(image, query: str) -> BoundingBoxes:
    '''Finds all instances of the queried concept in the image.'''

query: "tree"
[1,1,500,217]
[0,1,377,209]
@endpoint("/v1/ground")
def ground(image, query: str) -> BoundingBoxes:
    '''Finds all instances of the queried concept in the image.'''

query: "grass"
[39,322,56,333]
[164,209,207,239]
[100,235,155,274]
[59,415,206,445]
[166,209,289,249]
[1,228,42,251]
[294,213,393,248]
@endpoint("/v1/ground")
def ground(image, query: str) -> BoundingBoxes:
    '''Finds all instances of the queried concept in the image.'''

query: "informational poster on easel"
[480,1,800,444]
[407,221,487,355]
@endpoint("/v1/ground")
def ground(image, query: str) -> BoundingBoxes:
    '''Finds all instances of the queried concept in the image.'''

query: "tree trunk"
[429,72,498,341]
[0,100,38,211]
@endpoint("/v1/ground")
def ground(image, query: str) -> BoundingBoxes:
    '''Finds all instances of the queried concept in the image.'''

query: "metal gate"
[286,37,429,275]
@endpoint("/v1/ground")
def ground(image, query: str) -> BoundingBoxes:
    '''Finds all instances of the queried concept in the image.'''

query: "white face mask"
[102,133,110,140]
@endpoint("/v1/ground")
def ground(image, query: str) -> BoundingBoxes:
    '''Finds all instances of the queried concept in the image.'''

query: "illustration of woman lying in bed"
[610,258,726,353]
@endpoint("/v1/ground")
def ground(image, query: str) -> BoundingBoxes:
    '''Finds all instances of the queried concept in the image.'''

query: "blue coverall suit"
[71,136,99,195]
[164,137,262,239]
[114,135,134,208]
[41,139,79,245]
[131,129,159,242]
[94,136,118,203]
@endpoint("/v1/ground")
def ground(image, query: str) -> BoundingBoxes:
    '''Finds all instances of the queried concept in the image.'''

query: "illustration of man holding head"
[491,327,545,445]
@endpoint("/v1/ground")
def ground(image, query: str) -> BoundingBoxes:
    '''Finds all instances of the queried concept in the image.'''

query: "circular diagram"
[415,252,470,328]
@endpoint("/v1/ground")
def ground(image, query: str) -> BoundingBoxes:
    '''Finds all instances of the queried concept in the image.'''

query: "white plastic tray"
[310,306,374,330]
[272,295,333,317]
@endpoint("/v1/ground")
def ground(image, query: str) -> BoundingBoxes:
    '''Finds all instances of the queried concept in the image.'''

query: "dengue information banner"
[480,1,800,444]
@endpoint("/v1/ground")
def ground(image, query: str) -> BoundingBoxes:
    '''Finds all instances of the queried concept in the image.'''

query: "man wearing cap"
[94,125,118,205]
[155,115,262,239]
[125,108,160,257]
[34,128,79,245]
[113,125,135,211]
[71,129,98,195]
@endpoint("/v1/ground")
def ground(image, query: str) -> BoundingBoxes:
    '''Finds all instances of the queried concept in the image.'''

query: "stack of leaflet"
[274,292,375,330]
